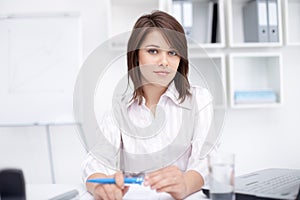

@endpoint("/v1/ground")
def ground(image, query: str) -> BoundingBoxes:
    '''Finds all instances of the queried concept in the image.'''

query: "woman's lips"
[153,71,170,76]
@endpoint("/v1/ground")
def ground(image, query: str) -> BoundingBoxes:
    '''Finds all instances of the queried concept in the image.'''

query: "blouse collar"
[126,81,192,110]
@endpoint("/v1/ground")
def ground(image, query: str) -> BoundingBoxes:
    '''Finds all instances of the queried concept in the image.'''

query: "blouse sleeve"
[186,87,219,185]
[81,112,121,182]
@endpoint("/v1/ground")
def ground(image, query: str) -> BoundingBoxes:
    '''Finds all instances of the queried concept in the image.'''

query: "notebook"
[203,168,300,200]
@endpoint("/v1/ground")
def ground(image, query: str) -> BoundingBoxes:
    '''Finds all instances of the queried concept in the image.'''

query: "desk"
[26,184,209,200]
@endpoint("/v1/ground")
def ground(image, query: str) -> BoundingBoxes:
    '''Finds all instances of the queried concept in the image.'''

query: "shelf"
[108,0,225,49]
[227,0,283,47]
[228,53,282,108]
[284,0,300,45]
[189,53,226,108]
[171,0,225,48]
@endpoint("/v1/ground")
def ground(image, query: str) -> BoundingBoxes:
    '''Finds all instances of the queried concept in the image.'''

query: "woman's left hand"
[144,166,188,200]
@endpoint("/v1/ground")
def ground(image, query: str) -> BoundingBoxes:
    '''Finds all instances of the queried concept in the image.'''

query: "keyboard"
[203,168,300,200]
[238,171,300,195]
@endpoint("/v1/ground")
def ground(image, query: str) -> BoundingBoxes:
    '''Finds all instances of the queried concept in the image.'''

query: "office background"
[0,0,299,184]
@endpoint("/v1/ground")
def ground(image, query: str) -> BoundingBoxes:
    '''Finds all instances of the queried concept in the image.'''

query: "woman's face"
[138,30,180,87]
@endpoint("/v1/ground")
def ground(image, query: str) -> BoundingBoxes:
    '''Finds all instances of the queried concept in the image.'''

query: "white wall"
[0,0,299,184]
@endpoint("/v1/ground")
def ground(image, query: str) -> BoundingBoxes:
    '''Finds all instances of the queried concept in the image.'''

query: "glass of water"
[208,152,235,200]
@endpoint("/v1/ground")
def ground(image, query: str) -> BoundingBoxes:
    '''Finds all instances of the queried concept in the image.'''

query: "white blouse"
[82,82,215,184]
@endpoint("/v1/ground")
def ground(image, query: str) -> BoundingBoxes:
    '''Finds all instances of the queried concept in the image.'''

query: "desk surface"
[26,184,209,200]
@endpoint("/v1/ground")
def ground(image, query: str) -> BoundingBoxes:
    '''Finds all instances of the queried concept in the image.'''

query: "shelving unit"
[171,0,225,48]
[189,53,226,108]
[284,0,300,45]
[107,0,290,109]
[227,0,283,47]
[228,53,282,108]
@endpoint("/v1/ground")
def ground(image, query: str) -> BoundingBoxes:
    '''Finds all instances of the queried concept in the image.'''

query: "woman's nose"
[158,52,168,67]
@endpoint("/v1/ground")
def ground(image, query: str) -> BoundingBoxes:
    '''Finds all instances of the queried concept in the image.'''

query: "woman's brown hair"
[127,10,191,104]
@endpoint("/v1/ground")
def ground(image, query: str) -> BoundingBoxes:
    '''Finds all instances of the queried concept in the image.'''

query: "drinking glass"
[208,152,235,200]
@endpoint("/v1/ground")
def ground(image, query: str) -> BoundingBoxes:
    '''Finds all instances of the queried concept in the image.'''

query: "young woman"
[82,10,214,200]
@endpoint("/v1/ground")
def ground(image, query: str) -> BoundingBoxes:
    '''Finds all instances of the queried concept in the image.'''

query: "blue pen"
[87,177,144,185]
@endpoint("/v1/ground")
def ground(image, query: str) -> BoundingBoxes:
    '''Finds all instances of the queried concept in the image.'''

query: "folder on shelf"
[243,0,269,42]
[173,1,183,26]
[267,0,279,42]
[206,1,214,43]
[183,1,193,37]
[234,90,277,104]
[172,1,193,37]
[211,2,218,43]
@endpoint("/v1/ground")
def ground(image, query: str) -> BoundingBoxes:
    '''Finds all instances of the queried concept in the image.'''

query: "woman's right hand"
[87,172,130,200]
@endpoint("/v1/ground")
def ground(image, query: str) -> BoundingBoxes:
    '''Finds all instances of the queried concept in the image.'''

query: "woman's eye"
[148,49,158,54]
[169,51,177,56]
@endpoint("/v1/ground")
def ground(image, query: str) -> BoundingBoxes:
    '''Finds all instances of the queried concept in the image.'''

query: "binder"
[211,2,218,43]
[243,0,269,42]
[172,1,193,37]
[173,1,183,25]
[267,0,279,42]
[206,1,214,43]
[182,1,193,37]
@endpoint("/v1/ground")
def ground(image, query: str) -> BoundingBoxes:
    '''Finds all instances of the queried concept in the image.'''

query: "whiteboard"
[0,13,81,125]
